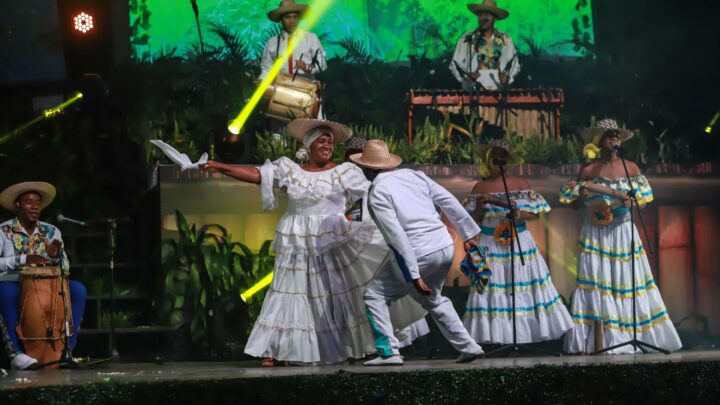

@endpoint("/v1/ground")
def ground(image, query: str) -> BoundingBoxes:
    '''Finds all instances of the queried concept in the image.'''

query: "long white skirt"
[244,219,425,364]
[463,228,573,344]
[563,218,682,354]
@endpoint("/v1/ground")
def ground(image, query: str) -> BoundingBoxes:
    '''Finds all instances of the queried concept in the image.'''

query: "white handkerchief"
[150,140,208,171]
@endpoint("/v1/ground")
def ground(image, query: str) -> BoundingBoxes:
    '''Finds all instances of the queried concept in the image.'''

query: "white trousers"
[364,244,483,357]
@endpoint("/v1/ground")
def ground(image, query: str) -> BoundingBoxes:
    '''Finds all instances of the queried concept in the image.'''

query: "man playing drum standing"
[260,0,327,81]
[0,182,86,370]
[260,0,327,122]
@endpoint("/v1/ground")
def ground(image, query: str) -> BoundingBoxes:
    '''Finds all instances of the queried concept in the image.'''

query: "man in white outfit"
[260,0,327,81]
[350,140,485,366]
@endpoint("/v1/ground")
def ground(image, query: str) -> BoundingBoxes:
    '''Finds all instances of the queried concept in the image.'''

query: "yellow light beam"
[705,111,720,134]
[240,271,274,302]
[228,0,336,135]
[0,92,83,146]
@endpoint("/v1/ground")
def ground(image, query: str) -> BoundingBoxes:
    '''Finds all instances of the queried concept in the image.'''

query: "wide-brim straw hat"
[472,138,522,165]
[349,139,403,170]
[287,118,352,144]
[581,118,634,144]
[0,182,56,211]
[467,0,509,20]
[267,0,308,22]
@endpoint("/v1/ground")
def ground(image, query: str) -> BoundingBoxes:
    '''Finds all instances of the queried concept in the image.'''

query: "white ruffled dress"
[462,190,573,344]
[243,157,424,364]
[560,176,682,353]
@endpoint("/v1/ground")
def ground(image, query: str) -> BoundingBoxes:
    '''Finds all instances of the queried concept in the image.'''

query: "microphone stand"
[108,219,119,360]
[593,148,669,355]
[487,161,561,357]
[493,53,519,128]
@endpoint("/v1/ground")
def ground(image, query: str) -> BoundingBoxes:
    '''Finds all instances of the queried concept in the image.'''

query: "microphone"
[57,214,87,227]
[492,158,507,166]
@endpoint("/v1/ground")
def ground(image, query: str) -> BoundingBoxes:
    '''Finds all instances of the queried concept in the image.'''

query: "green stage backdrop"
[130,0,593,60]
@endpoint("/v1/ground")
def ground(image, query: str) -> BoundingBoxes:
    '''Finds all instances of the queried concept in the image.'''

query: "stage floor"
[1,350,719,390]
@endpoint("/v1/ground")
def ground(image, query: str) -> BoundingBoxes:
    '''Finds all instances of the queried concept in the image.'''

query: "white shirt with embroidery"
[449,28,520,91]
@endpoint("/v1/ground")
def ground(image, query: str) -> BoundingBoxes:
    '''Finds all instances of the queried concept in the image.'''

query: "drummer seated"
[0,182,86,370]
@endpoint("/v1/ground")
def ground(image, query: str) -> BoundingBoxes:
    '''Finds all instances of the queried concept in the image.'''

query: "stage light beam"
[705,111,719,134]
[0,92,83,145]
[240,272,273,302]
[227,0,336,135]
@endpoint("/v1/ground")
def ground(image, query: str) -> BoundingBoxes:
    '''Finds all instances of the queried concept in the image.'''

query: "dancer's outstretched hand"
[413,278,432,296]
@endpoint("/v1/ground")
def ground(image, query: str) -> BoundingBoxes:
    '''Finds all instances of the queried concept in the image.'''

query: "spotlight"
[73,12,94,34]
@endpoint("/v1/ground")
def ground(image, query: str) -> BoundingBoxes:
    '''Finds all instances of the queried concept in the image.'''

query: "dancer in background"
[462,139,572,345]
[560,118,682,354]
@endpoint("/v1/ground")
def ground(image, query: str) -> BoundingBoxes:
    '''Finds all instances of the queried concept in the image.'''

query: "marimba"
[406,88,564,142]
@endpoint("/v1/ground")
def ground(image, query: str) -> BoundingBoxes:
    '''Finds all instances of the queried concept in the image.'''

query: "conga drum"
[16,266,72,368]
[262,73,321,122]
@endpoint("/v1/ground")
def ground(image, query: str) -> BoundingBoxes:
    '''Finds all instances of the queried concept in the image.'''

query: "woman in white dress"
[462,139,572,344]
[202,119,423,365]
[560,118,682,354]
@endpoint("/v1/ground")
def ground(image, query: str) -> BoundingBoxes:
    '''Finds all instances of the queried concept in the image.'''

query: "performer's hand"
[620,192,632,207]
[463,237,479,253]
[46,239,63,258]
[468,72,479,81]
[499,72,509,84]
[413,278,432,296]
[26,255,52,266]
[201,160,221,173]
[578,185,589,198]
[296,59,310,73]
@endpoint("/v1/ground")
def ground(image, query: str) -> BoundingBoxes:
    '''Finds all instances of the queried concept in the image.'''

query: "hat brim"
[467,4,509,20]
[268,4,308,22]
[580,127,634,144]
[472,144,522,165]
[0,182,56,211]
[287,119,352,144]
[349,152,403,170]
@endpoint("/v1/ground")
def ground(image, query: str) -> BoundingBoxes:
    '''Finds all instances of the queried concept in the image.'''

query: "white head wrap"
[295,126,333,161]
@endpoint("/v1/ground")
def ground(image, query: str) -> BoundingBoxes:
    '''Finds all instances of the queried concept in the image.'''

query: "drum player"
[260,0,327,82]
[0,182,86,370]
[260,0,327,122]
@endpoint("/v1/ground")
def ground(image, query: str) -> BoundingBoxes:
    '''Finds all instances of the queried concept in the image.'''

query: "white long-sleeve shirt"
[260,29,327,80]
[0,218,69,282]
[449,28,520,91]
[368,169,480,281]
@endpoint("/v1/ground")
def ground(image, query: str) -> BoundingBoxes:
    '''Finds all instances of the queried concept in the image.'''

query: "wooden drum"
[16,266,72,368]
[263,73,321,122]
